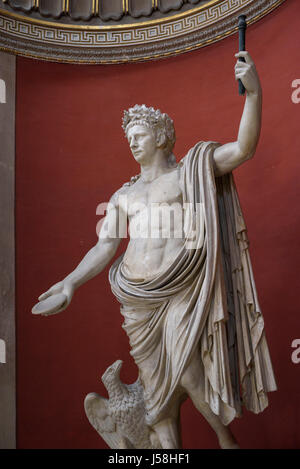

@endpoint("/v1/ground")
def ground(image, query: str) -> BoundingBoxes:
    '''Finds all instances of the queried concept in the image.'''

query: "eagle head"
[101,360,123,388]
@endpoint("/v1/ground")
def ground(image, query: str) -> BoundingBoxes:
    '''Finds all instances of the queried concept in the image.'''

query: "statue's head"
[122,104,176,161]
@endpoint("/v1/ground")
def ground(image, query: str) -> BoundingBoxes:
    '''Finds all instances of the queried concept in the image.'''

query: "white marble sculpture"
[33,51,277,449]
[84,360,162,449]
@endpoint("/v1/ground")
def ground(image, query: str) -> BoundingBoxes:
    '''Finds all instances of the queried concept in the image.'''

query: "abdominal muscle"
[122,237,185,281]
[122,170,186,280]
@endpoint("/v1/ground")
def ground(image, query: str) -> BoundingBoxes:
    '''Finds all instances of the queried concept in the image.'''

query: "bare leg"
[152,417,181,449]
[151,400,184,449]
[181,353,239,449]
[188,390,239,449]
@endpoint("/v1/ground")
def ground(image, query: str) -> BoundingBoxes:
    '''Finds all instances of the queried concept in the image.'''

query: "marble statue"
[33,51,277,449]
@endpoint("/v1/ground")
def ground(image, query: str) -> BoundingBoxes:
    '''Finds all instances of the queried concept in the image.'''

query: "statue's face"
[127,124,157,164]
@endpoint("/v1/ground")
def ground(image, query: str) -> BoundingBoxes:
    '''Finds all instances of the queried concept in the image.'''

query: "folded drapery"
[109,141,277,426]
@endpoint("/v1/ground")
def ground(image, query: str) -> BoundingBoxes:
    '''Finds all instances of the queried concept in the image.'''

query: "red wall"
[16,0,300,448]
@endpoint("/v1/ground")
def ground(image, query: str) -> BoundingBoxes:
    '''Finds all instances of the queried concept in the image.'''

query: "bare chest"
[125,169,182,217]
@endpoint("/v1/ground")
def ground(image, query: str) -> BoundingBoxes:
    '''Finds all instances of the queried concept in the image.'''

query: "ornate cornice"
[1,1,211,22]
[0,0,286,64]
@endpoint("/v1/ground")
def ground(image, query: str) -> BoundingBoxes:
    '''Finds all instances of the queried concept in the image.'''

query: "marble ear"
[156,131,167,149]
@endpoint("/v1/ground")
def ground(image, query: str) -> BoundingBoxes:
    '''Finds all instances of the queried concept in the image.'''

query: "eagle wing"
[84,392,121,449]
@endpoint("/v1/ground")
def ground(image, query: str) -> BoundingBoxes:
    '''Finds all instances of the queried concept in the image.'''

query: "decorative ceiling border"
[0,0,286,64]
[1,0,214,23]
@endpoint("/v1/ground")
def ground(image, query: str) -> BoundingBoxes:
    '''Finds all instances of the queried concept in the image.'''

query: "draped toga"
[109,141,277,426]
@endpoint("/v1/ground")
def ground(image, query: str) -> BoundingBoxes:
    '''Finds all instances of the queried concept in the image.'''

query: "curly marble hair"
[122,104,176,157]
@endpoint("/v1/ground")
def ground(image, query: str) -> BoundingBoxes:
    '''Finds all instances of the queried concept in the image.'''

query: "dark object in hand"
[238,15,247,96]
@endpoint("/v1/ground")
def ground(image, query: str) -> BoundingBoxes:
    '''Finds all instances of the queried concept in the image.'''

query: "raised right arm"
[38,190,125,313]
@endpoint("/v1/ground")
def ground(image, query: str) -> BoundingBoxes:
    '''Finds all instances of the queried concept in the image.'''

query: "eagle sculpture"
[84,360,161,449]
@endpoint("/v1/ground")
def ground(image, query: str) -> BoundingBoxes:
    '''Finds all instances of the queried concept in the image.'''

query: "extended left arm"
[213,51,262,176]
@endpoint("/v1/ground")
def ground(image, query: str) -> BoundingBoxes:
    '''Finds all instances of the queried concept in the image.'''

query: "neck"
[140,151,172,183]
[108,380,128,402]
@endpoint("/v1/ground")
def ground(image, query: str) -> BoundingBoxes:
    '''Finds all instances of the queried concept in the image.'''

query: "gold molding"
[0,0,221,30]
[123,0,129,15]
[0,0,286,64]
[0,0,285,65]
[63,0,69,14]
[93,0,99,16]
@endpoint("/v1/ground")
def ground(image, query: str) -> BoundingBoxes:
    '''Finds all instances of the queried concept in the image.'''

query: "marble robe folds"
[109,141,277,426]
